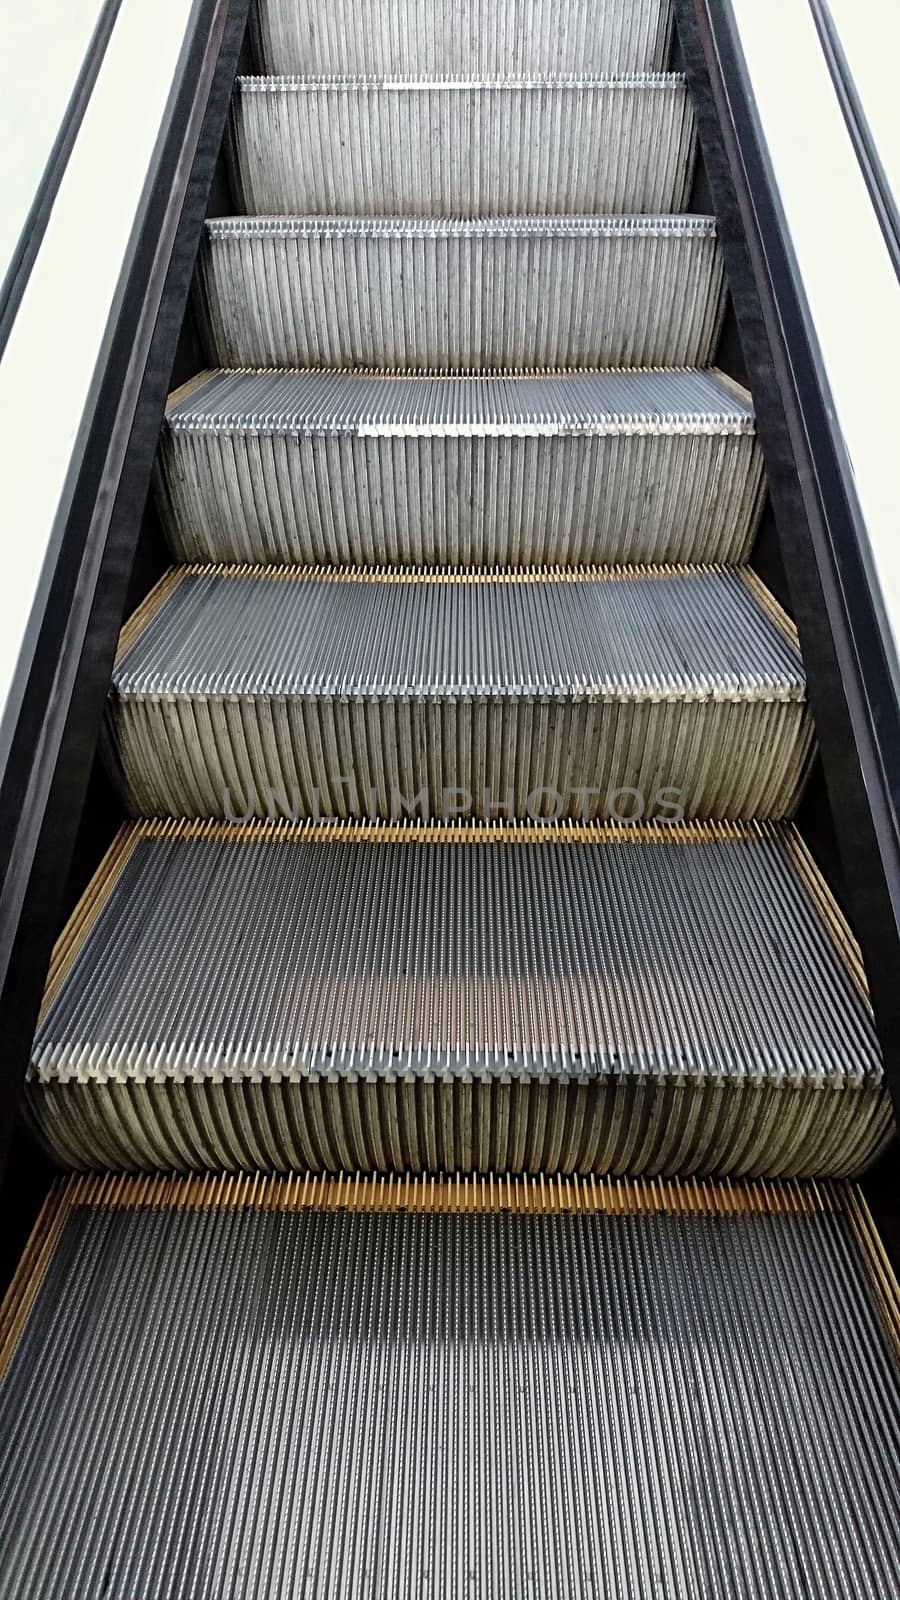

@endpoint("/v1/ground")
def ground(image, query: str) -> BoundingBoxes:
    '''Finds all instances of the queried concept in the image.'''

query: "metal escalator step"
[157,368,763,566]
[1,1176,899,1599]
[250,0,674,76]
[105,566,812,821]
[229,75,695,217]
[27,821,888,1175]
[197,215,726,370]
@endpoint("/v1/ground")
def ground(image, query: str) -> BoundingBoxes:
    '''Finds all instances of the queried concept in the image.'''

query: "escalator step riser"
[198,216,726,370]
[251,0,674,76]
[2,1187,899,1599]
[229,76,695,217]
[32,1073,892,1178]
[108,695,813,821]
[158,368,764,566]
[28,823,887,1176]
[106,567,813,820]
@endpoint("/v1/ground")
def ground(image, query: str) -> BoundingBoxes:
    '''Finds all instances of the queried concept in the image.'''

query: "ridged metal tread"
[106,566,812,821]
[229,75,695,217]
[165,367,754,433]
[250,0,674,76]
[158,368,763,566]
[2,1181,899,1599]
[198,215,726,369]
[27,822,888,1175]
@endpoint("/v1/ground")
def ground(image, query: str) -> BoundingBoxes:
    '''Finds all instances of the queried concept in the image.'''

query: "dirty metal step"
[229,75,696,217]
[104,565,812,823]
[157,367,763,568]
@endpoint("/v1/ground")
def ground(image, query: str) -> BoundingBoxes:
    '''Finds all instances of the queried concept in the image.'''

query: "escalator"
[1,1,898,1594]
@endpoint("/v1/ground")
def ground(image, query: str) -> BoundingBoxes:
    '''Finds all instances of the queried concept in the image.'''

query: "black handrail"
[0,0,124,360]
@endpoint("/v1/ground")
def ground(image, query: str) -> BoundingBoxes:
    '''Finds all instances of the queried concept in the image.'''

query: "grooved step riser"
[251,0,674,76]
[29,1077,892,1179]
[107,696,813,821]
[158,432,764,567]
[197,224,726,369]
[230,79,696,217]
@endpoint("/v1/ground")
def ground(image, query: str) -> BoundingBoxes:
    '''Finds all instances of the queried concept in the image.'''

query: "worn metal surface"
[197,215,726,369]
[104,566,812,821]
[229,75,696,216]
[250,0,674,76]
[11,0,900,1589]
[157,368,763,568]
[1,1200,899,1598]
[28,822,888,1174]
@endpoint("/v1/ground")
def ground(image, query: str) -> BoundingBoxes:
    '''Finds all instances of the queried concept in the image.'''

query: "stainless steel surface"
[28,825,888,1174]
[197,215,726,369]
[166,366,755,431]
[229,75,696,217]
[8,0,900,1590]
[157,368,763,568]
[106,567,812,821]
[250,0,674,76]
[2,1202,899,1598]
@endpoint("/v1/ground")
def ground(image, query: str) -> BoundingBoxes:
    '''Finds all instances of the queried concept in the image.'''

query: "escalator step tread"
[1,1179,898,1600]
[27,822,888,1175]
[165,364,753,432]
[113,565,802,698]
[197,213,726,369]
